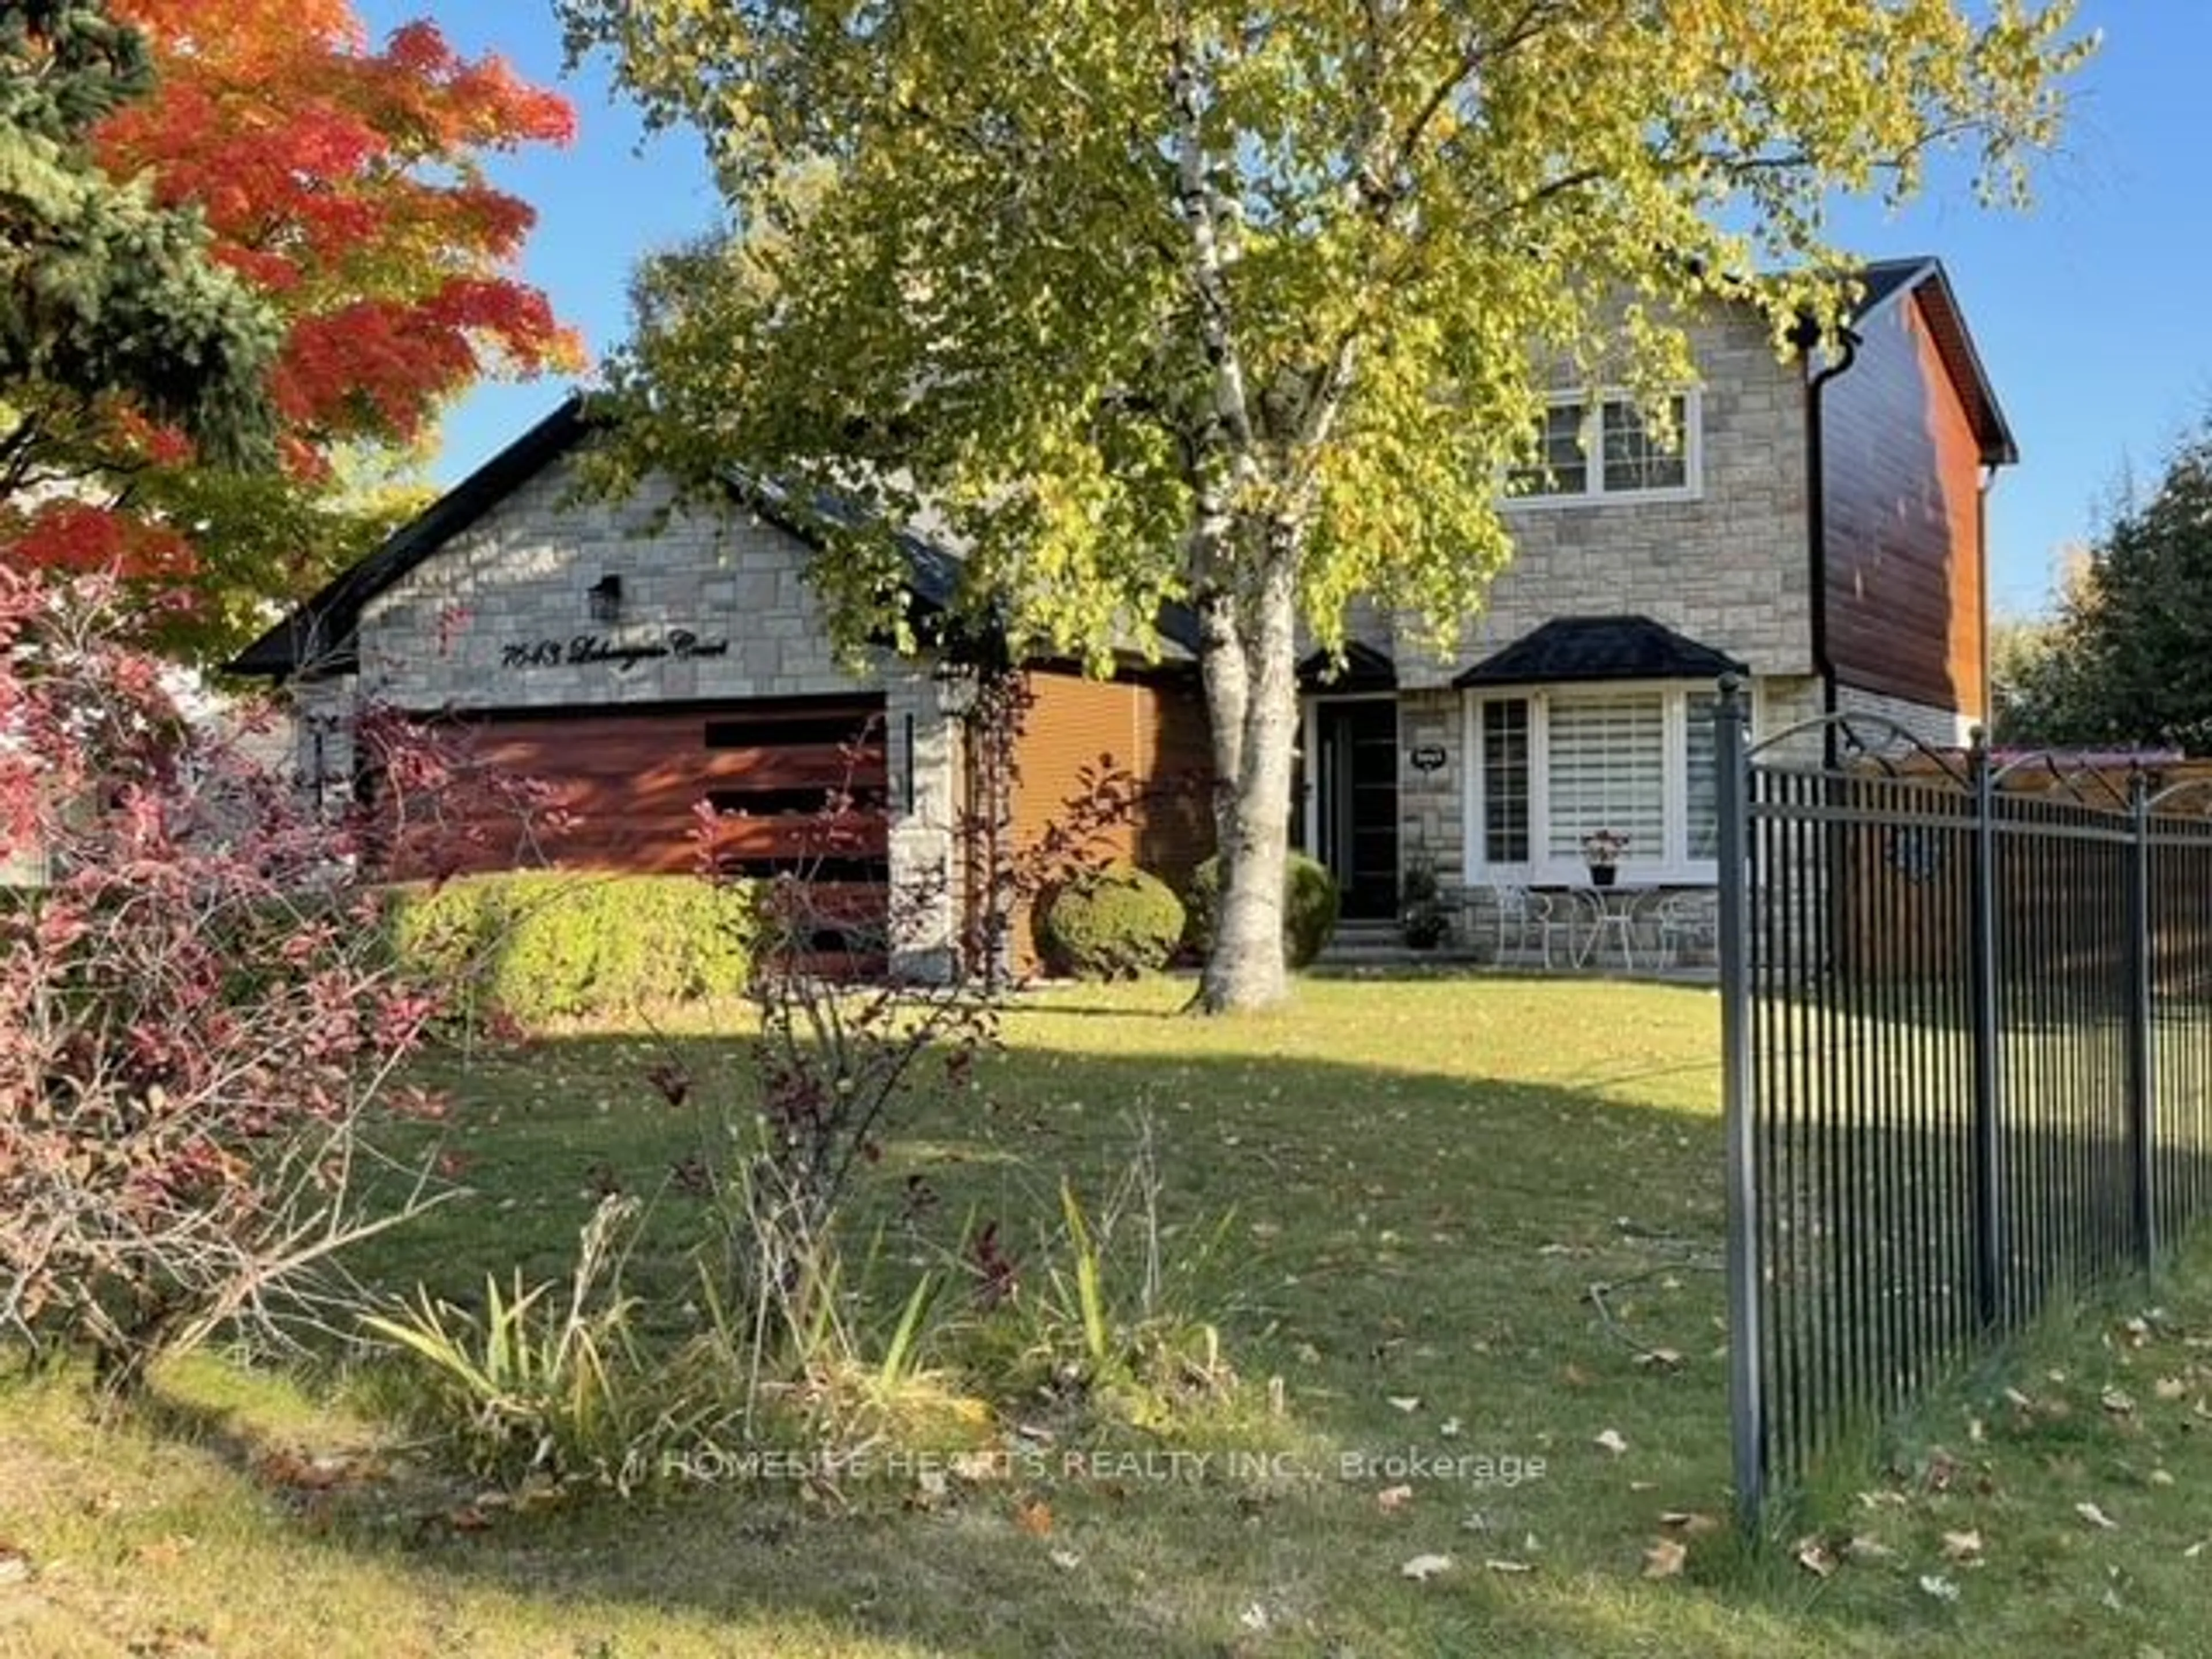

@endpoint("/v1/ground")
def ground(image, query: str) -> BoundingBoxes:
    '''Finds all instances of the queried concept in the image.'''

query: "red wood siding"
[1822,289,1988,718]
[998,669,1216,963]
[384,696,887,881]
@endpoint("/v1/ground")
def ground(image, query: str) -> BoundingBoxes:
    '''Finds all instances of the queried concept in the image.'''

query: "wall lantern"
[586,573,623,623]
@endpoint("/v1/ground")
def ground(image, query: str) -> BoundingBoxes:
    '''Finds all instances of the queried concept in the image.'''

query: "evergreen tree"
[2002,430,2212,752]
[0,0,276,468]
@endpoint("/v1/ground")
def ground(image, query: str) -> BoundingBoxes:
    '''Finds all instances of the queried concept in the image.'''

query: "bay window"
[1465,683,1727,884]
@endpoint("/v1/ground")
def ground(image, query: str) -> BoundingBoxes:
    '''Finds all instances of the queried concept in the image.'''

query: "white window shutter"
[1546,694,1666,862]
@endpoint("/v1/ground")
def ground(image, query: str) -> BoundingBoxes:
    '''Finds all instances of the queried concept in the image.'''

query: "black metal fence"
[1717,680,2212,1530]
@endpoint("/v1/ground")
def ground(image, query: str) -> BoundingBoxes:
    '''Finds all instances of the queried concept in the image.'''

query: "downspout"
[1797,320,1862,768]
[1979,463,1998,737]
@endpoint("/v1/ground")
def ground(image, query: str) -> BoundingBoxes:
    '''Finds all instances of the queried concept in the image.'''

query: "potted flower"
[1399,856,1450,950]
[1582,827,1630,888]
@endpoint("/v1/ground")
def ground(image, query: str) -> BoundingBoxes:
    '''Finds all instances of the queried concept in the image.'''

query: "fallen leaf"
[1658,1511,1722,1537]
[1015,1498,1054,1536]
[1919,1573,1961,1603]
[1440,1416,1463,1438]
[2150,1468,2176,1487]
[1642,1538,1688,1579]
[1048,1548,1082,1571]
[1401,1552,1454,1581]
[0,1547,28,1585]
[2077,1501,2120,1531]
[1594,1429,1629,1456]
[1377,1484,1415,1512]
[1387,1395,1422,1414]
[446,1505,494,1533]
[1634,1348,1685,1370]
[1794,1536,1838,1578]
[2102,1388,2137,1416]
[1238,1603,1270,1632]
[135,1535,195,1568]
[2156,1376,2190,1401]
[2184,1539,2207,1559]
[1483,1558,1534,1574]
[1846,1536,1895,1562]
[1941,1529,1983,1564]
[1562,1363,1592,1388]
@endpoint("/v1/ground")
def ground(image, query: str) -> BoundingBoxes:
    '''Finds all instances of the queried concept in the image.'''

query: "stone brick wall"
[1396,688,1464,883]
[316,453,965,978]
[1377,305,1814,690]
[354,463,866,710]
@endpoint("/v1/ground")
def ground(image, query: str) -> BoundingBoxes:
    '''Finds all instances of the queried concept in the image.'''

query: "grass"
[6,974,2212,1656]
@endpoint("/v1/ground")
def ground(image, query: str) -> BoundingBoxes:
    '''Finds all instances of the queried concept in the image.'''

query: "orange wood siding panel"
[1001,669,1216,963]
[385,697,887,880]
[1821,289,1988,718]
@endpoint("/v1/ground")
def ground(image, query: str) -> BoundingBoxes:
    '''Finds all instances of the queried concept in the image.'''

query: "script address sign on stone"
[500,629,733,672]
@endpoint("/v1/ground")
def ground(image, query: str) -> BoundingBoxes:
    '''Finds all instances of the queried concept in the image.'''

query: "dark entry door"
[1316,699,1399,920]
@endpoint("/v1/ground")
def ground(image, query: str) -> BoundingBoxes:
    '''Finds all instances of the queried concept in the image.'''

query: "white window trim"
[1499,387,1704,511]
[1461,678,1734,888]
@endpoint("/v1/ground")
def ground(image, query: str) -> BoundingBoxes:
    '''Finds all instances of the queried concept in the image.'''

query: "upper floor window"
[1503,391,1700,506]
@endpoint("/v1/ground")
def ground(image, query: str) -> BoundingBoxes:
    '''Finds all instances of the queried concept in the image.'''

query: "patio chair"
[1491,884,1575,970]
[1654,892,1718,969]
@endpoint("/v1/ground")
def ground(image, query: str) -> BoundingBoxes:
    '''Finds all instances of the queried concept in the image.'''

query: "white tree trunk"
[1198,548,1299,1013]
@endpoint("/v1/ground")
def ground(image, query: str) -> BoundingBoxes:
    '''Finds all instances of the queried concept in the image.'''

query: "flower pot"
[1588,864,1618,888]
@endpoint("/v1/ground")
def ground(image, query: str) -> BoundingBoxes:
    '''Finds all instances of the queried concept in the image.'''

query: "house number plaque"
[1409,745,1448,772]
[498,629,732,672]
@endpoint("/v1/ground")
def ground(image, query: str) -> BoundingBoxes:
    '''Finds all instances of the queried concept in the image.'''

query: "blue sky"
[365,1,2207,618]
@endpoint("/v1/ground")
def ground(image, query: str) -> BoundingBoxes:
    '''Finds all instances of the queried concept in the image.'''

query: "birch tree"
[560,0,2088,1011]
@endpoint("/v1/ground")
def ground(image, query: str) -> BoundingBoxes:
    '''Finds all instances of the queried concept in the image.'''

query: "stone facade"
[1319,304,1827,925]
[353,464,867,711]
[1376,306,1815,692]
[302,453,967,978]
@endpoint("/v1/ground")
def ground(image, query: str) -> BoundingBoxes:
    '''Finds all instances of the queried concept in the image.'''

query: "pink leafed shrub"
[0,567,521,1387]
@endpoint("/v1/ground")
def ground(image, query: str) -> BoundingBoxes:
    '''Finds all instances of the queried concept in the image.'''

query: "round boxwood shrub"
[1039,865,1186,979]
[1184,850,1340,968]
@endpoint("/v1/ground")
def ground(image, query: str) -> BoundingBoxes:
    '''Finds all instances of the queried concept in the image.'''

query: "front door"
[1314,699,1399,920]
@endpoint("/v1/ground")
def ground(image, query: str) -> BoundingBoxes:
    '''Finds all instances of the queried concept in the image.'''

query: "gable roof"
[1452,615,1745,688]
[228,397,1199,678]
[1297,640,1396,692]
[1845,257,2017,467]
[228,397,594,677]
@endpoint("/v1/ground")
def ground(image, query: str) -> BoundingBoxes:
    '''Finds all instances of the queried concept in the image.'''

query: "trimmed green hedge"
[1038,865,1185,979]
[1184,851,1340,969]
[384,873,756,1028]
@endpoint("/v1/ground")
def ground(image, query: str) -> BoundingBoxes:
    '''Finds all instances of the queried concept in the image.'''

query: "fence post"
[2128,771,2157,1277]
[1968,732,2006,1328]
[1715,676,1764,1533]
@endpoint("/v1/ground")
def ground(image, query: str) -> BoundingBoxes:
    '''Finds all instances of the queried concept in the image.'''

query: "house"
[1295,256,2014,944]
[227,399,1215,978]
[232,253,2006,973]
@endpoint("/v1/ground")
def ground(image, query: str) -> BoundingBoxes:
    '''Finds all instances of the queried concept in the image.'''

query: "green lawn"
[6,975,2212,1656]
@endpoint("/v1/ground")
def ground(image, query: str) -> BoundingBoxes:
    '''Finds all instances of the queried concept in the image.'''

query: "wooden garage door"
[388,696,889,897]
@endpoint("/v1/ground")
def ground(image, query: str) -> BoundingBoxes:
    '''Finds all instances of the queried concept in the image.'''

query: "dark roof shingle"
[1452,615,1745,688]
